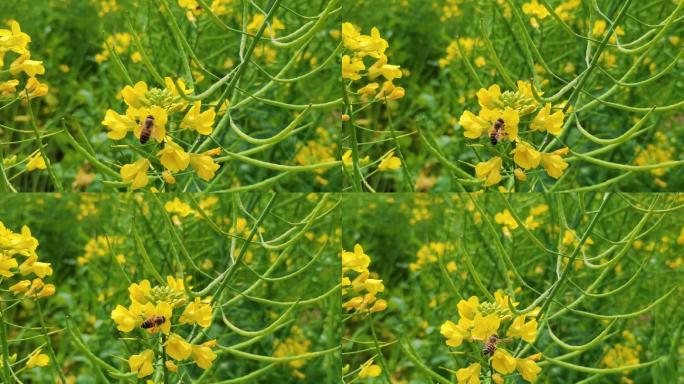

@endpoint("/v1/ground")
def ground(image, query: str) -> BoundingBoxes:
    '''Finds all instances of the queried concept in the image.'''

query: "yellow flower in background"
[512,141,541,170]
[522,0,550,20]
[26,153,46,171]
[358,358,381,378]
[158,139,190,172]
[495,209,519,229]
[475,157,503,187]
[129,349,155,378]
[165,198,193,217]
[120,158,150,190]
[456,362,481,384]
[378,150,401,171]
[179,297,213,328]
[189,153,220,181]
[531,103,564,135]
[181,101,215,135]
[272,326,311,369]
[191,340,217,369]
[102,109,138,140]
[492,349,516,374]
[541,148,569,179]
[165,333,192,361]
[26,349,49,368]
[246,14,285,38]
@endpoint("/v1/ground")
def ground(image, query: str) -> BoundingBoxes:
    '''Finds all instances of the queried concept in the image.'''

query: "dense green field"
[0,0,342,192]
[342,193,683,383]
[0,193,341,382]
[1,1,684,383]
[342,0,684,192]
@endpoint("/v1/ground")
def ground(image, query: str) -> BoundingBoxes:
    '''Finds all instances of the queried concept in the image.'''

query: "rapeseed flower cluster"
[459,82,570,187]
[634,131,675,188]
[1,222,56,300]
[91,0,119,17]
[273,325,312,379]
[0,20,48,101]
[176,0,236,23]
[94,32,141,64]
[602,331,642,384]
[410,241,457,271]
[440,291,543,383]
[295,127,338,186]
[78,235,126,265]
[494,204,548,237]
[101,79,221,190]
[0,20,50,172]
[342,22,405,102]
[0,222,53,372]
[439,37,485,69]
[342,244,387,314]
[110,277,217,378]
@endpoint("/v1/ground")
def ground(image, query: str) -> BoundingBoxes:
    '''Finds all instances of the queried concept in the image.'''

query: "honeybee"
[140,315,166,329]
[489,118,505,145]
[482,335,510,356]
[139,115,155,144]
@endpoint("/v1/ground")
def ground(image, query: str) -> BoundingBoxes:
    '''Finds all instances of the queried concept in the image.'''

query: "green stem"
[36,300,68,384]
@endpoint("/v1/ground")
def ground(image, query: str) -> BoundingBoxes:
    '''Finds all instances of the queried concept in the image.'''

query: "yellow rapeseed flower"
[165,333,193,361]
[158,138,190,173]
[492,349,516,374]
[180,101,215,135]
[456,362,481,384]
[475,157,503,187]
[179,297,213,328]
[511,141,541,170]
[120,158,150,190]
[129,349,155,378]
